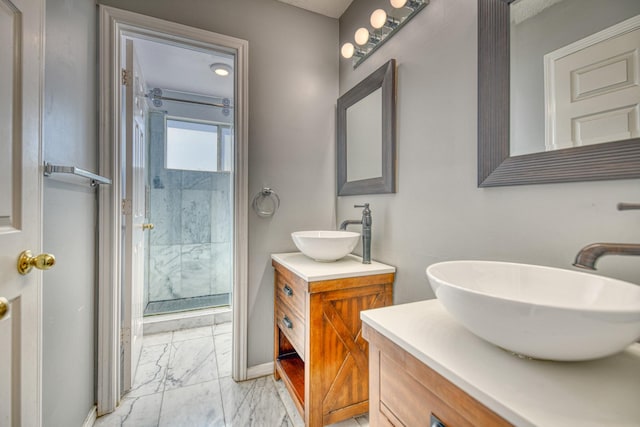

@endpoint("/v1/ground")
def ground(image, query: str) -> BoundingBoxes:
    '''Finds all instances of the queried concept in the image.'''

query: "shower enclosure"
[128,35,236,317]
[144,94,233,316]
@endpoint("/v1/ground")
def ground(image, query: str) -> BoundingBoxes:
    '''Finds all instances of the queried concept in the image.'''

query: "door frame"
[97,5,248,415]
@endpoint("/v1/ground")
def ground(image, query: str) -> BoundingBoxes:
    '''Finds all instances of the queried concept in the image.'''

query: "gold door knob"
[0,297,8,320]
[17,250,56,275]
[142,223,154,230]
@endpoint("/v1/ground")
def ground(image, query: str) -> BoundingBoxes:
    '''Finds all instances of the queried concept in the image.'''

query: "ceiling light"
[210,63,232,77]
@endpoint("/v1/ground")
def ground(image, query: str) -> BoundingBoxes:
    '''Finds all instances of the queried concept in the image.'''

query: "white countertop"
[361,299,640,427]
[271,252,395,282]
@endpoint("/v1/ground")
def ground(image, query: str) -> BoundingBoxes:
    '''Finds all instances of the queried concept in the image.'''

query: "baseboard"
[247,361,274,379]
[82,405,97,427]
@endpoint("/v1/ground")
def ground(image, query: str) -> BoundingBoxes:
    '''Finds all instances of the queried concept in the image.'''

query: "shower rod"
[145,88,233,110]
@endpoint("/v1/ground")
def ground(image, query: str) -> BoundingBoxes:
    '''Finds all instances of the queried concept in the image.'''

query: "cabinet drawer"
[276,271,305,319]
[276,300,305,359]
[379,351,509,427]
[380,353,470,427]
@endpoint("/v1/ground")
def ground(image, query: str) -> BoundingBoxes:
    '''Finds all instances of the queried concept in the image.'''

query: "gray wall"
[98,0,339,366]
[510,0,640,155]
[43,0,96,425]
[338,0,640,306]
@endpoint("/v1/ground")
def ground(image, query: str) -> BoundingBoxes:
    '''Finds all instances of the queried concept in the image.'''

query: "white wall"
[43,0,96,425]
[98,0,339,366]
[338,0,640,306]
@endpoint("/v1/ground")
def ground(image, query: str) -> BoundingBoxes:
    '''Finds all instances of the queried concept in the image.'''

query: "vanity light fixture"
[209,62,232,77]
[391,0,425,9]
[354,27,370,45]
[370,9,388,29]
[341,42,365,59]
[341,0,428,68]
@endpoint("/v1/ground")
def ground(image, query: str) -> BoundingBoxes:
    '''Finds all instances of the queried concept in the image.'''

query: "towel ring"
[252,187,280,217]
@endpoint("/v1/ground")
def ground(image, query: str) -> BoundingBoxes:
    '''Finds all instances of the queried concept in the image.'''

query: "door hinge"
[121,327,131,346]
[121,68,131,86]
[122,199,132,215]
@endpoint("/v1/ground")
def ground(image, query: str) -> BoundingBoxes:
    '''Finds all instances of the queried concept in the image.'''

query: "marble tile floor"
[94,324,370,427]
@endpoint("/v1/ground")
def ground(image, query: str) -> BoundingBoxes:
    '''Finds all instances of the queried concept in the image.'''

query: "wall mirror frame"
[478,0,640,187]
[337,59,396,196]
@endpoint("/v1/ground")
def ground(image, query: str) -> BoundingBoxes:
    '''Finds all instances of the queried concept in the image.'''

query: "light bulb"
[354,27,370,46]
[370,9,387,29]
[390,0,407,7]
[341,42,355,59]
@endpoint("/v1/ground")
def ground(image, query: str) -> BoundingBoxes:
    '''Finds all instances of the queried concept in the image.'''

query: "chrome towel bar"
[43,162,112,187]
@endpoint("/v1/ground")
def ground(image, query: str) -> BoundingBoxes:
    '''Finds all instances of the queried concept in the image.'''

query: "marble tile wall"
[147,111,232,306]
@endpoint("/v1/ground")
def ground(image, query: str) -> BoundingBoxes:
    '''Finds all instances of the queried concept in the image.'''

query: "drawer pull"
[282,315,293,329]
[283,284,293,297]
[430,414,446,427]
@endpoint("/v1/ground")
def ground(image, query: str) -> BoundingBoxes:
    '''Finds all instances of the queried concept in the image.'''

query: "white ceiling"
[276,0,354,18]
[133,38,234,100]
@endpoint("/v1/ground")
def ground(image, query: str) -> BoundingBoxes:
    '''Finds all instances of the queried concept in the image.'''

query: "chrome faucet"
[573,203,640,270]
[340,203,371,264]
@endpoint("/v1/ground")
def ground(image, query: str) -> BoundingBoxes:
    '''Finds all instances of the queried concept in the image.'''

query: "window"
[165,118,232,172]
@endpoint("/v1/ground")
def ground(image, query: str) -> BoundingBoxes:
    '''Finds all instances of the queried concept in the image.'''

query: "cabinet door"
[308,283,393,426]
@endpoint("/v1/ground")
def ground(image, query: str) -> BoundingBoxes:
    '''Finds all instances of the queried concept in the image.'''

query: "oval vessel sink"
[292,230,360,262]
[426,260,640,361]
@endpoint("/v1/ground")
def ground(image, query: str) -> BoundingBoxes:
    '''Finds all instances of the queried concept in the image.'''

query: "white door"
[546,17,640,150]
[0,0,45,425]
[122,39,148,392]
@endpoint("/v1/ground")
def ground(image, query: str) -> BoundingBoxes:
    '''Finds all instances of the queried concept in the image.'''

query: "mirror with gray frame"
[478,0,640,187]
[337,59,396,196]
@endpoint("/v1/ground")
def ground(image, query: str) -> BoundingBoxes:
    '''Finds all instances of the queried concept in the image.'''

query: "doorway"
[134,38,235,317]
[98,5,248,416]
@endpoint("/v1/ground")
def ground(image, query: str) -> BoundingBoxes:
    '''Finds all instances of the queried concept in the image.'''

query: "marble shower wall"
[147,111,232,304]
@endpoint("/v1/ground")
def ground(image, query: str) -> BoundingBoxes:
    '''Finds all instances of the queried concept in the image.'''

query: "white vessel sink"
[426,260,640,361]
[292,230,360,262]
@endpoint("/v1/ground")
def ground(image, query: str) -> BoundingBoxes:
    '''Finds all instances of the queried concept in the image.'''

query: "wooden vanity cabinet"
[273,259,394,427]
[363,324,511,427]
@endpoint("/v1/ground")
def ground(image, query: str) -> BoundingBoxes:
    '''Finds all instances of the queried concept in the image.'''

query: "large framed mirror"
[478,0,640,187]
[337,59,396,196]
